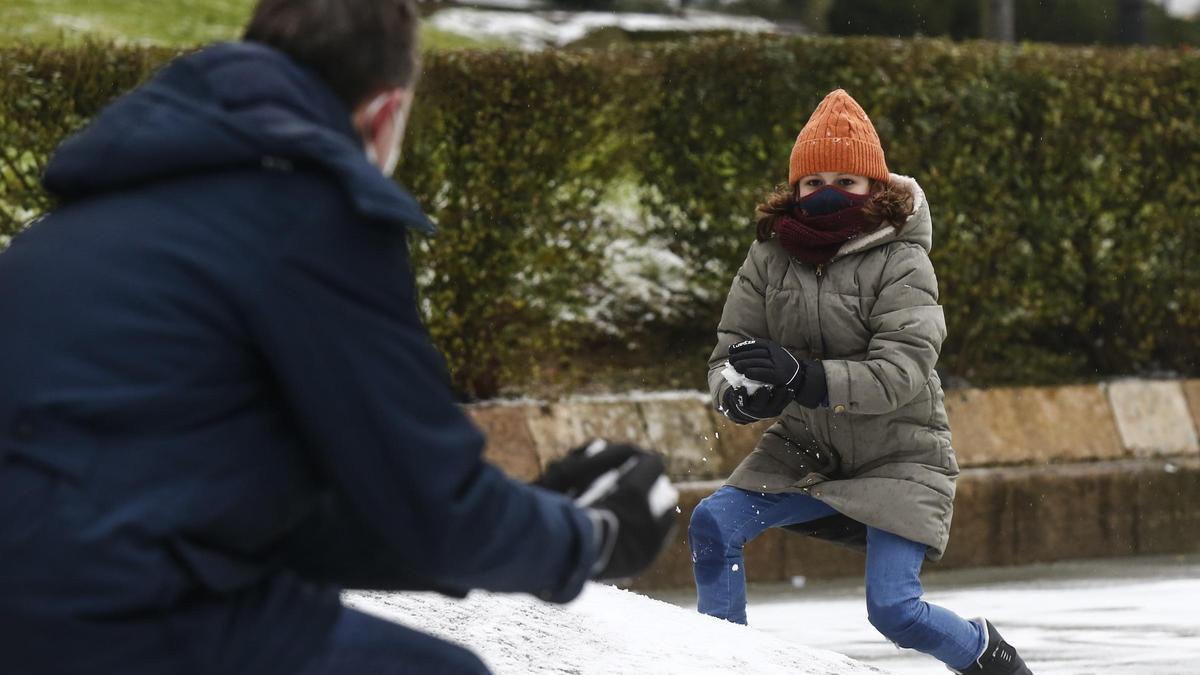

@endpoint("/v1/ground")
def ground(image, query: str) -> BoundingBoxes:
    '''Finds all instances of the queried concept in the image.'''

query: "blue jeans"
[298,605,491,675]
[688,486,985,671]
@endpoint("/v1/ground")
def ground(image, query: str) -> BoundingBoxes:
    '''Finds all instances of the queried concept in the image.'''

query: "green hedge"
[3,37,1199,397]
[1,45,177,226]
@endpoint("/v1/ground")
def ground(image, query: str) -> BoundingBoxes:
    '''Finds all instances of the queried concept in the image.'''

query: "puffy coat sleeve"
[246,216,596,603]
[707,241,771,411]
[823,243,946,415]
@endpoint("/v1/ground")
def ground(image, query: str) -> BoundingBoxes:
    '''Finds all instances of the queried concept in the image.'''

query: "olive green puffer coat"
[707,174,957,559]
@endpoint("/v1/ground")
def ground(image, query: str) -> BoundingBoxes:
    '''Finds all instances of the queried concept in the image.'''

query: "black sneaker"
[954,619,1033,675]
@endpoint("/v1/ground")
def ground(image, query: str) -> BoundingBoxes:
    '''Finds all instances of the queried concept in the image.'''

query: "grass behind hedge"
[2,36,1198,397]
[0,0,499,51]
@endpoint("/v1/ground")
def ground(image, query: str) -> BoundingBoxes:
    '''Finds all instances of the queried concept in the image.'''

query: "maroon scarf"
[775,200,873,265]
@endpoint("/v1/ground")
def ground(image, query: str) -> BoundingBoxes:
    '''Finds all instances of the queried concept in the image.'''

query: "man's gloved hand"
[727,339,801,387]
[533,439,641,497]
[720,384,791,423]
[533,440,678,581]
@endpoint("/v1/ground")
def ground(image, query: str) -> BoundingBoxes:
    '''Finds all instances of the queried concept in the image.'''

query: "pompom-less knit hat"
[788,89,889,186]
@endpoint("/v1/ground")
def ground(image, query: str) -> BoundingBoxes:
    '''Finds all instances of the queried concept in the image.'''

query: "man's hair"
[244,0,420,108]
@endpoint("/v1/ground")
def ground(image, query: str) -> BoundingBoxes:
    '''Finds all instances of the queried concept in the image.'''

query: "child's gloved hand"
[728,339,828,409]
[792,359,828,409]
[728,339,801,387]
[721,383,792,422]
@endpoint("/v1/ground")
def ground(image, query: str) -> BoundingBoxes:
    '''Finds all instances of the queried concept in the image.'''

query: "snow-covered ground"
[655,554,1200,674]
[347,583,890,674]
[344,555,1198,674]
[427,8,777,50]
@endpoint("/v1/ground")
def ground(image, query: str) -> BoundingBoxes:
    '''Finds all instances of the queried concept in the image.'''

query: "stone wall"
[467,380,1200,588]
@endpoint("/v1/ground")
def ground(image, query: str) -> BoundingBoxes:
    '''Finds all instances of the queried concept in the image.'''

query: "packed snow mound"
[346,583,893,674]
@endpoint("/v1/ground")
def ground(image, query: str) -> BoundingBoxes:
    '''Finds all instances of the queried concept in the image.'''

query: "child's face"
[796,172,870,197]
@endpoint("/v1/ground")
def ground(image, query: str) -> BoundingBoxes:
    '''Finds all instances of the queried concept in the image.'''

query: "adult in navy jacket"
[0,1,675,673]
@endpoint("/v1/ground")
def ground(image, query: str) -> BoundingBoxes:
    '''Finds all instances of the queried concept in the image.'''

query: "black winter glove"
[533,439,640,496]
[720,384,791,423]
[793,359,829,409]
[533,440,678,581]
[727,339,801,387]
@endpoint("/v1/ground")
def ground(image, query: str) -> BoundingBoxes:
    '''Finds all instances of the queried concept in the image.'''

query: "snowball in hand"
[721,362,771,395]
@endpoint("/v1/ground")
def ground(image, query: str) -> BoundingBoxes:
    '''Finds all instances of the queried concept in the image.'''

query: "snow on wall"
[346,583,893,674]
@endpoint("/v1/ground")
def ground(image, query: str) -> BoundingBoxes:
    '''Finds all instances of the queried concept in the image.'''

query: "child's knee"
[866,594,921,645]
[688,497,723,552]
[688,497,736,586]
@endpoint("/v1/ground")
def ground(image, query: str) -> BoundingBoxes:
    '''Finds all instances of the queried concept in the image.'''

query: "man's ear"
[353,88,407,144]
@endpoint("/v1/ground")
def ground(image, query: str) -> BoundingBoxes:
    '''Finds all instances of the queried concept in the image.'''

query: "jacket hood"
[43,42,433,234]
[833,173,931,260]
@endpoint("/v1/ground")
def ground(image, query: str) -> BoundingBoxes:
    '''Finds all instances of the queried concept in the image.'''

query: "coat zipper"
[812,263,826,351]
[811,261,837,467]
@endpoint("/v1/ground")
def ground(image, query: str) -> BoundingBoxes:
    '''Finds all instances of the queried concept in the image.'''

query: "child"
[690,89,1033,675]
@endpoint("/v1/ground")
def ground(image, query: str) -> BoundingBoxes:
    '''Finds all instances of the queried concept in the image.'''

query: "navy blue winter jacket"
[0,42,595,674]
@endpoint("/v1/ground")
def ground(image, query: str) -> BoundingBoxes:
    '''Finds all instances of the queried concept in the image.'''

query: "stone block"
[524,400,651,469]
[1107,380,1200,458]
[467,404,541,481]
[637,398,724,480]
[1008,465,1137,562]
[944,385,1123,467]
[1134,458,1200,554]
[939,472,1018,568]
[1182,380,1200,447]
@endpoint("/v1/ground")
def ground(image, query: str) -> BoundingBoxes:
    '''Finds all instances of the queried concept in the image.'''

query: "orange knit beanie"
[788,89,889,186]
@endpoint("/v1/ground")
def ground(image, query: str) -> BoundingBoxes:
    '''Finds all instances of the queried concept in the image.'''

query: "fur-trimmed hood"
[833,173,931,261]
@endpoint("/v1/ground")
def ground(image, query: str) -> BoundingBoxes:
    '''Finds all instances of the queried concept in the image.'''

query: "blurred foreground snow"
[347,582,891,674]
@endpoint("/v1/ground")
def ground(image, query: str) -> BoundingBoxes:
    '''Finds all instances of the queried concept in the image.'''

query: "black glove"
[534,440,678,581]
[533,439,640,497]
[793,359,829,409]
[720,384,791,423]
[727,339,801,387]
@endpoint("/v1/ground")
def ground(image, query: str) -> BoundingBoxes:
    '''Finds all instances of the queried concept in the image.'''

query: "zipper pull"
[815,264,825,277]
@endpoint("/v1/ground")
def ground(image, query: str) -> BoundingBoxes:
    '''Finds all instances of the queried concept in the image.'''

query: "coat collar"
[832,174,931,260]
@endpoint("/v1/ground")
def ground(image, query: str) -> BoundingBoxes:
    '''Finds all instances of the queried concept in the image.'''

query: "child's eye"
[837,178,856,186]
[806,178,824,186]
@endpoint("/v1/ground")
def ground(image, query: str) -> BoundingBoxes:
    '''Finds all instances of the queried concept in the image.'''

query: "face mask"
[362,93,408,176]
[798,185,869,217]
